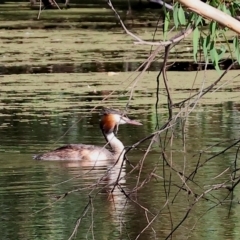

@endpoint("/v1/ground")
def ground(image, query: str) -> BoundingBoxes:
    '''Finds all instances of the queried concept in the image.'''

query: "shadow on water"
[1,59,239,75]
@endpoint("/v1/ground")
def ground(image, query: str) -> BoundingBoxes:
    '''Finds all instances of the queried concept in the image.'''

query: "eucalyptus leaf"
[164,11,170,40]
[193,27,200,62]
[233,36,240,64]
[178,6,186,25]
[173,4,179,29]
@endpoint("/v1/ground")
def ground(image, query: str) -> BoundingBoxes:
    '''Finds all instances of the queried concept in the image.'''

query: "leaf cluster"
[163,0,240,72]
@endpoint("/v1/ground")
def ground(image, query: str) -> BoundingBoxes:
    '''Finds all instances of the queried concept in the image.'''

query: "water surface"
[1,4,240,240]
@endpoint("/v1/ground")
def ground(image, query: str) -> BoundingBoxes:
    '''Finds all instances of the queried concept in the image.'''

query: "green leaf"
[173,3,179,29]
[195,15,203,26]
[203,35,211,60]
[209,21,216,36]
[178,6,186,25]
[213,59,221,73]
[218,45,226,60]
[222,4,231,16]
[211,0,219,8]
[221,31,233,59]
[209,42,220,73]
[233,36,240,64]
[193,27,200,62]
[209,41,215,62]
[163,11,170,40]
[204,35,211,49]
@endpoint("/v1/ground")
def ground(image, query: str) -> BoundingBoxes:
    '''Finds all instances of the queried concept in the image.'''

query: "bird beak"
[124,118,142,126]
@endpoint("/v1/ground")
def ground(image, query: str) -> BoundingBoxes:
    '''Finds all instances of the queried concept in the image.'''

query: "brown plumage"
[33,108,142,162]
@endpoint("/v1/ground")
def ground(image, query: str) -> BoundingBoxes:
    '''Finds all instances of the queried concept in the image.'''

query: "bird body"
[33,108,142,162]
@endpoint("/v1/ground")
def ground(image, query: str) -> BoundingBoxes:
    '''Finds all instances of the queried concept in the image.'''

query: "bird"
[33,108,142,162]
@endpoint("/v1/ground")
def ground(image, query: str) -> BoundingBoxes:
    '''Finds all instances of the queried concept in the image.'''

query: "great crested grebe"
[33,108,142,161]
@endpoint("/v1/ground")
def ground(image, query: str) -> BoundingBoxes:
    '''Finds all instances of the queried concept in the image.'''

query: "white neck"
[105,132,125,160]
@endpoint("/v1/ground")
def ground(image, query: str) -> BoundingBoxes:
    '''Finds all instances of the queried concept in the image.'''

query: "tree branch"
[177,0,240,34]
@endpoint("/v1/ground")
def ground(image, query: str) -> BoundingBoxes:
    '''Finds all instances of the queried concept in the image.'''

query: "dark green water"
[1,101,240,240]
[1,3,240,240]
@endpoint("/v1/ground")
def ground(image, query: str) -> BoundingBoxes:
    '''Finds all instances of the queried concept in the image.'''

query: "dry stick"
[135,199,169,240]
[85,196,95,239]
[160,46,174,234]
[37,0,42,19]
[150,12,167,128]
[37,161,123,214]
[162,151,174,238]
[192,138,240,158]
[134,136,157,191]
[171,62,237,203]
[181,60,208,179]
[228,144,240,217]
[133,166,159,193]
[173,138,240,204]
[136,161,214,203]
[154,43,179,236]
[118,198,129,236]
[150,0,173,11]
[189,139,240,180]
[44,0,167,151]
[107,0,146,43]
[155,27,194,145]
[107,0,193,108]
[68,196,91,240]
[188,189,231,239]
[212,73,240,93]
[121,220,132,240]
[118,183,168,238]
[169,186,224,240]
[37,0,61,19]
[50,49,166,156]
[67,175,130,240]
[187,61,208,116]
[162,44,173,120]
[52,155,145,239]
[232,145,240,181]
[118,193,157,232]
[212,167,230,180]
[187,179,240,239]
[166,152,215,204]
[90,197,95,240]
[47,3,232,238]
[144,211,157,238]
[107,0,175,47]
[154,171,213,203]
[41,0,186,168]
[173,61,207,200]
[53,137,217,240]
[110,156,126,194]
[173,61,237,107]
[174,139,240,207]
[127,116,199,192]
[169,70,225,205]
[51,0,61,10]
[34,183,95,215]
[119,185,155,216]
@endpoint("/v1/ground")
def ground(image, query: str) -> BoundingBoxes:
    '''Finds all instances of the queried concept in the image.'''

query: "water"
[1,98,240,240]
[1,4,240,240]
